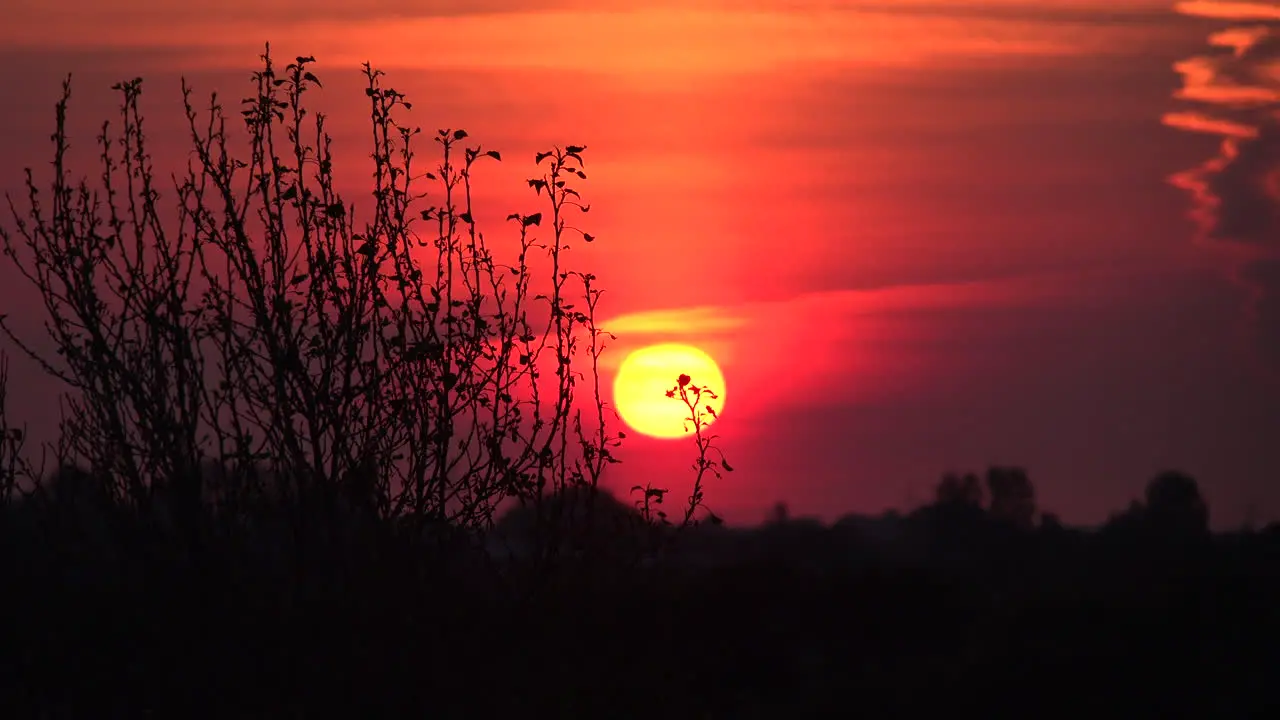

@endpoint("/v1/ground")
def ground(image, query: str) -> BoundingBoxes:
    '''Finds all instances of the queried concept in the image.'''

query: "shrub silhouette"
[985,465,1036,529]
[1144,469,1210,537]
[0,47,715,568]
[935,471,984,508]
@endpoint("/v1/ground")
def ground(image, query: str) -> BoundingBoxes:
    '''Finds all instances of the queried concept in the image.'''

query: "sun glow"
[612,343,726,440]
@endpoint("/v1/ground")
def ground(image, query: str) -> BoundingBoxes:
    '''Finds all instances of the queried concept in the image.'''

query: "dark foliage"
[3,465,1279,717]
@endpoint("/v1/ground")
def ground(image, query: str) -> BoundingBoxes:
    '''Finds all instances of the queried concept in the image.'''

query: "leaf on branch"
[678,373,691,388]
[453,129,468,140]
[522,213,542,228]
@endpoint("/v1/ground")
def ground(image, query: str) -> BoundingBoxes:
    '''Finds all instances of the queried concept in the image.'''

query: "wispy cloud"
[1176,1,1280,21]
[603,306,748,338]
[7,0,1184,25]
[598,270,1115,418]
[3,1,1162,75]
[1164,0,1280,375]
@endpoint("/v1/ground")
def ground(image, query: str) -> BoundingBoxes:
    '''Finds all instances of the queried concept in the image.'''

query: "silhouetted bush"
[0,45,742,571]
[1145,469,1210,537]
[986,465,1036,529]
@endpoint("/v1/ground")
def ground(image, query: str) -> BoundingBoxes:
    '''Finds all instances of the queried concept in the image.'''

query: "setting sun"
[612,343,726,440]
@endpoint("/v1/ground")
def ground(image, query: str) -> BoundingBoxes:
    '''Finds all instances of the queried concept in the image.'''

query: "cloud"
[1176,1,1280,21]
[603,306,748,338]
[6,1,1184,25]
[1164,1,1280,378]
[3,0,1183,73]
[598,270,1124,419]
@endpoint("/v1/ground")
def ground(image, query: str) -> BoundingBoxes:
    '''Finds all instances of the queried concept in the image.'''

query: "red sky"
[3,0,1280,528]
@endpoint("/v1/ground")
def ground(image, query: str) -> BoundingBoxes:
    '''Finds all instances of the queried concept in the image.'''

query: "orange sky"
[3,1,1280,526]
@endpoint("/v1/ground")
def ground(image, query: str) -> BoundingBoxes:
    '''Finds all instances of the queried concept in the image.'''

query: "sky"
[2,0,1279,528]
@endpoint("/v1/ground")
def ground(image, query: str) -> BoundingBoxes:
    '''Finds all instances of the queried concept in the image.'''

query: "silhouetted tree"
[0,354,33,506]
[915,472,987,556]
[1039,511,1062,531]
[1144,470,1209,537]
[935,472,983,507]
[986,466,1036,529]
[0,49,640,563]
[1102,499,1148,538]
[492,484,647,565]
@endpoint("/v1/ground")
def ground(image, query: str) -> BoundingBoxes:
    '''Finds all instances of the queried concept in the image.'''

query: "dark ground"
[3,476,1278,719]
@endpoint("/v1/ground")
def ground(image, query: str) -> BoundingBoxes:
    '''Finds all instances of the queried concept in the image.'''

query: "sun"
[613,343,726,439]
